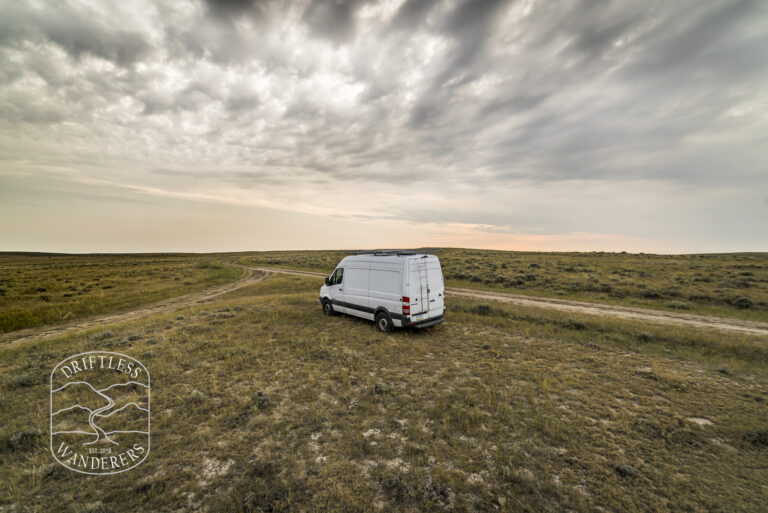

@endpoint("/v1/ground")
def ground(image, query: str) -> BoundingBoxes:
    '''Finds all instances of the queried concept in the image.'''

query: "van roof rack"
[349,249,427,256]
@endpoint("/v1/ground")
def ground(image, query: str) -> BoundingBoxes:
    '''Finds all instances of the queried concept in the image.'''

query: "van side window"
[331,268,344,286]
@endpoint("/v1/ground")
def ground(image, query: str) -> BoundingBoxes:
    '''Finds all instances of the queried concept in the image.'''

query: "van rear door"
[425,258,444,319]
[408,257,429,316]
[408,256,445,320]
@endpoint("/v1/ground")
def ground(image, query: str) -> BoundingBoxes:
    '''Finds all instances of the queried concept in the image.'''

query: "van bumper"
[406,315,444,329]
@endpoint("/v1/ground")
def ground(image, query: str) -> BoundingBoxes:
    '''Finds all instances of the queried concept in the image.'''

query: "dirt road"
[245,265,768,336]
[0,267,269,347]
[3,263,767,346]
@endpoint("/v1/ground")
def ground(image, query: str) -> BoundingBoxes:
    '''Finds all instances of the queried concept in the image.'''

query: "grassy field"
[0,253,241,333]
[240,249,768,321]
[1,271,766,512]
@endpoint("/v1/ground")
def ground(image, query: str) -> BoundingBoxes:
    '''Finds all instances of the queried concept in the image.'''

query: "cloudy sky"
[1,0,766,253]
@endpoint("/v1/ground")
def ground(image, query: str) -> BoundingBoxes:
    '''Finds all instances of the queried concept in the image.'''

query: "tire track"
[244,265,768,336]
[1,266,270,347]
[447,288,768,336]
[3,262,766,346]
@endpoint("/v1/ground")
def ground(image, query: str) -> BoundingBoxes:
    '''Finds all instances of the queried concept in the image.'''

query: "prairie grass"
[240,249,768,321]
[1,273,766,512]
[0,253,240,333]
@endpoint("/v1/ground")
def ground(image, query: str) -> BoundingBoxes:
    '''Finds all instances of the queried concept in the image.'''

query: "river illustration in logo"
[50,351,150,474]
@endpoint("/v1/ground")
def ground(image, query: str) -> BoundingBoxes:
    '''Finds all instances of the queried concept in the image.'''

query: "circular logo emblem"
[50,351,150,474]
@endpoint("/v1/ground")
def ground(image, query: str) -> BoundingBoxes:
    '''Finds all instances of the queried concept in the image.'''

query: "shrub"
[721,279,750,289]
[43,463,64,480]
[471,304,492,316]
[5,428,43,452]
[563,319,586,331]
[744,430,768,447]
[376,467,414,503]
[733,297,754,309]
[254,391,272,411]
[9,374,35,388]
[613,463,638,477]
[196,261,223,270]
[90,330,113,342]
[667,302,690,310]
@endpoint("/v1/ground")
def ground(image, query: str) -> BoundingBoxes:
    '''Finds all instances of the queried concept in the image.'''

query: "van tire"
[322,299,335,316]
[375,311,393,332]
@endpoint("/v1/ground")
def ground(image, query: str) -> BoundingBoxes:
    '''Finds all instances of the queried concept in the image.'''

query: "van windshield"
[330,268,343,286]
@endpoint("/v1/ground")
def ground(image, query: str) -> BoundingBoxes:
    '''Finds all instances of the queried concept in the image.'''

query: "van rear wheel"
[375,311,393,332]
[322,300,334,316]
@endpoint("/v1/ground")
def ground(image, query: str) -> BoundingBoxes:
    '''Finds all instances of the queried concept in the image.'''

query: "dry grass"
[1,271,766,512]
[0,253,240,333]
[240,249,768,321]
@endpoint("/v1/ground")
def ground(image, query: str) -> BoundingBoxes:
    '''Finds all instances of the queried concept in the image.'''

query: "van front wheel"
[322,300,335,316]
[375,311,393,332]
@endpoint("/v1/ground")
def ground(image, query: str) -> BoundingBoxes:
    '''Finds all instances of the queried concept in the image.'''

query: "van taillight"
[402,296,410,315]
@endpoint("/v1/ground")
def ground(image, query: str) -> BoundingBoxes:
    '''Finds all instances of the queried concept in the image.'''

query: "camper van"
[319,251,445,332]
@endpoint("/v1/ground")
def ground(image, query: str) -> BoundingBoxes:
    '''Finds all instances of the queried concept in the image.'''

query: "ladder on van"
[414,258,429,315]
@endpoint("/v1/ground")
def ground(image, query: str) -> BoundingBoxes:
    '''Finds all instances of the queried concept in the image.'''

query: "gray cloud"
[0,2,151,67]
[302,0,370,44]
[389,0,442,32]
[622,0,762,80]
[203,0,270,20]
[435,0,509,81]
[0,0,767,251]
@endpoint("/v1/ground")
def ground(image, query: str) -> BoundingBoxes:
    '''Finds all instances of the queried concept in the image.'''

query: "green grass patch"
[0,253,241,333]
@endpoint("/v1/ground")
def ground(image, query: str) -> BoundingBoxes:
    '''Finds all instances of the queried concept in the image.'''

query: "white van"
[319,251,445,332]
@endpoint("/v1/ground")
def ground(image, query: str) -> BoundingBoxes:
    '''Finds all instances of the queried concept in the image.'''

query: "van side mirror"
[325,277,330,286]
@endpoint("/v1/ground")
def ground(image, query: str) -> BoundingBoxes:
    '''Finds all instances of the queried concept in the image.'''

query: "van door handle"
[430,299,436,302]
[339,288,343,291]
